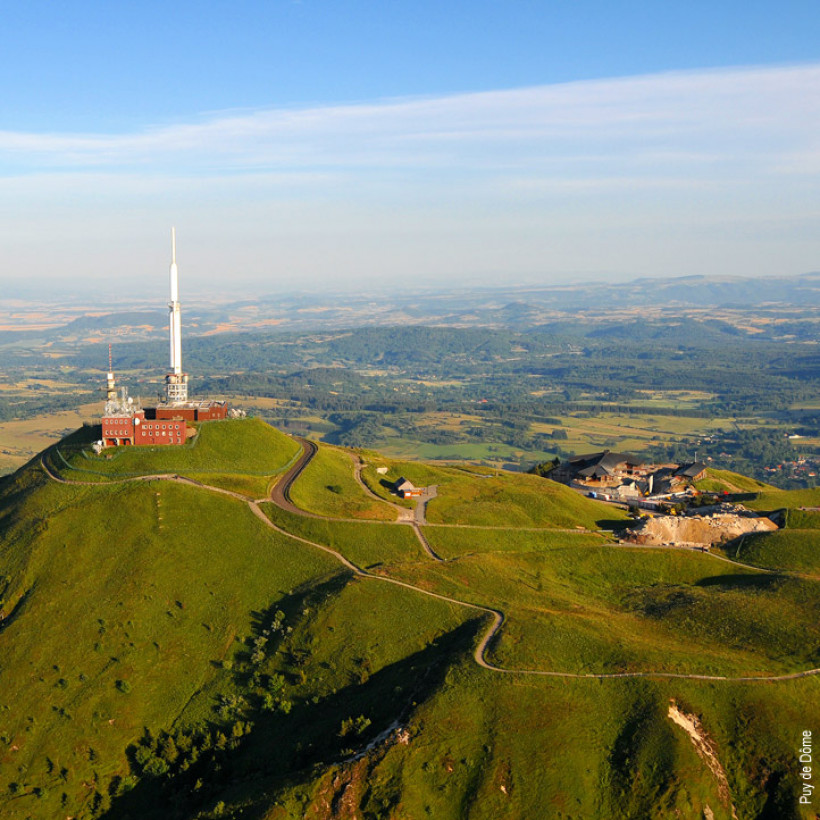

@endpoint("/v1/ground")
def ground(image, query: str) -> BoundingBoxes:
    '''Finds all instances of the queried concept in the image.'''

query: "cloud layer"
[1,63,819,292]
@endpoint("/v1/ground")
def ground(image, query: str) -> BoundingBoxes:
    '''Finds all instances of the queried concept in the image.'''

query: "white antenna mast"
[165,227,188,402]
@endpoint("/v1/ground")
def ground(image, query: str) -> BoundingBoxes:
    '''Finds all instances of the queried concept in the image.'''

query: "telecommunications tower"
[165,227,189,403]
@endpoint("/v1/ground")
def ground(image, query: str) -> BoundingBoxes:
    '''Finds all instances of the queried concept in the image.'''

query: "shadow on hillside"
[101,617,484,820]
[378,478,400,496]
[62,423,102,446]
[596,518,632,532]
[695,573,782,591]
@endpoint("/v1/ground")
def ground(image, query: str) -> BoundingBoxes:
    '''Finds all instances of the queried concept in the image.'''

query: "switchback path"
[39,443,820,684]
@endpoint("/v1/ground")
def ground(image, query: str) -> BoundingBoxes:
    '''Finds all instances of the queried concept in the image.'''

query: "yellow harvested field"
[529,412,734,455]
[415,411,483,431]
[0,403,99,473]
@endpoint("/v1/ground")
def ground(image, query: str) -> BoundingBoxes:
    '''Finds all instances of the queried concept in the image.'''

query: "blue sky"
[2,1,819,295]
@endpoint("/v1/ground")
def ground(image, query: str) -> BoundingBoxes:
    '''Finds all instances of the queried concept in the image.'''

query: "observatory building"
[100,229,227,447]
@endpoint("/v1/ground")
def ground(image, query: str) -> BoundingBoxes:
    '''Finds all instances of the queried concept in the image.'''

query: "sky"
[2,0,819,297]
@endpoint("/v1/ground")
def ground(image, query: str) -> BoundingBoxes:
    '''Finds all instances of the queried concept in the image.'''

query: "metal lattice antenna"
[108,343,113,372]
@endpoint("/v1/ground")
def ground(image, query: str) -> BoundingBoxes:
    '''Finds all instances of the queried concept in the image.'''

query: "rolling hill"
[0,419,818,819]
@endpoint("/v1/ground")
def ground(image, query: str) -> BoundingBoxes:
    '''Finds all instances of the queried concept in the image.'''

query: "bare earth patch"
[626,512,777,547]
[668,700,737,819]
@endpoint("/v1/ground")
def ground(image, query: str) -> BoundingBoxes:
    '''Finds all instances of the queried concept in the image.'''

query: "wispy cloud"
[2,63,819,181]
[2,63,819,290]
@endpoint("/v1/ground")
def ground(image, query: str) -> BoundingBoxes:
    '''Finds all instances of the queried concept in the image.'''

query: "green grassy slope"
[424,525,608,559]
[288,445,397,520]
[52,418,299,495]
[732,529,820,574]
[263,503,426,567]
[746,486,820,512]
[711,485,820,574]
[246,670,814,820]
[361,457,629,528]
[427,471,630,528]
[1,425,818,820]
[695,468,776,494]
[378,546,820,676]
[0,466,337,819]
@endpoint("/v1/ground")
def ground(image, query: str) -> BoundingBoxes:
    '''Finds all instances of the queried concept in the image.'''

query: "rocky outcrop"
[625,510,777,547]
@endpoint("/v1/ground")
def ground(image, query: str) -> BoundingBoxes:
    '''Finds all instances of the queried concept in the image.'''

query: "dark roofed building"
[555,450,646,484]
[674,462,708,481]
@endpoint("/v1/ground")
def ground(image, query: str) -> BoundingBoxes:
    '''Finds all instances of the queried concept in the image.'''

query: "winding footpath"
[40,442,820,684]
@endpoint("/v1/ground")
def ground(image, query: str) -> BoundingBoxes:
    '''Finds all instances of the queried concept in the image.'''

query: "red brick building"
[101,400,228,448]
[149,400,228,423]
[101,410,187,447]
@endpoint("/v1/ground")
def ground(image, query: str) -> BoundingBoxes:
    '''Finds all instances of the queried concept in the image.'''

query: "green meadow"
[287,444,397,520]
[0,470,337,818]
[262,503,426,567]
[362,456,629,528]
[0,420,817,819]
[731,529,820,575]
[54,418,299,487]
[423,525,608,559]
[696,468,776,494]
[377,546,820,677]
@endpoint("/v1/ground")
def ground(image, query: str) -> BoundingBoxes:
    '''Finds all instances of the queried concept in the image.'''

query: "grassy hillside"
[424,525,608,559]
[52,418,299,493]
[263,503,426,567]
[710,485,820,575]
[426,471,630,528]
[732,529,820,575]
[361,458,629,529]
[746,486,820,512]
[1,426,818,820]
[379,546,820,677]
[695,468,776,494]
[288,445,397,520]
[0,465,337,818]
[210,669,816,820]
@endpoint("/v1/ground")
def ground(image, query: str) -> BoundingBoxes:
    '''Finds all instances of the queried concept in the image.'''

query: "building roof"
[577,464,613,479]
[395,478,416,491]
[568,450,645,474]
[675,462,708,479]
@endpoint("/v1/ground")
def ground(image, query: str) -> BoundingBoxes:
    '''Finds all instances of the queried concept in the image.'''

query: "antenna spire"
[106,344,116,402]
[165,227,188,402]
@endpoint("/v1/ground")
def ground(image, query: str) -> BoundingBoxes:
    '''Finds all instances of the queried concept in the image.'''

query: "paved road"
[40,441,820,684]
[414,484,437,525]
[269,437,321,516]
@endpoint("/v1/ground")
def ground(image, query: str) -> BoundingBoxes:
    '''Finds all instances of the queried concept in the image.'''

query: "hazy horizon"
[2,2,818,295]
